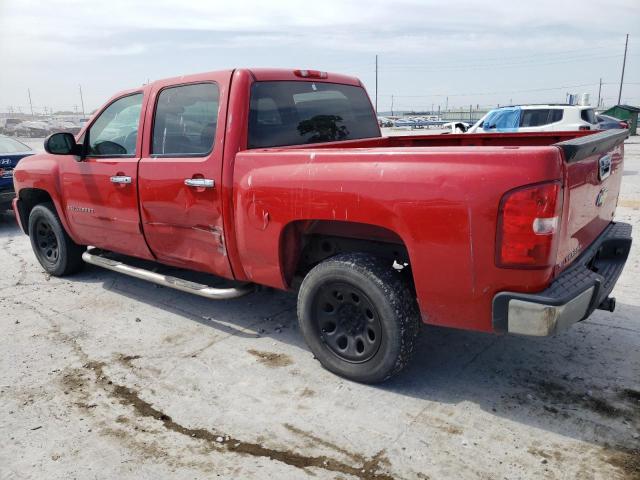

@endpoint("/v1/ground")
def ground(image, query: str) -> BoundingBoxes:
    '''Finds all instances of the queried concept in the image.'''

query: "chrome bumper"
[505,287,595,336]
[492,222,632,336]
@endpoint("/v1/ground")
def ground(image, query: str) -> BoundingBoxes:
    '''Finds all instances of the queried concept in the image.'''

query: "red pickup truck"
[12,68,632,383]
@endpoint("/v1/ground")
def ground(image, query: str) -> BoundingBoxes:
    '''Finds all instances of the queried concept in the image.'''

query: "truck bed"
[234,129,627,331]
[280,130,596,150]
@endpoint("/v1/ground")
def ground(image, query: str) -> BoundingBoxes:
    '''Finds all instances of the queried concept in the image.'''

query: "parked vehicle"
[12,68,632,383]
[15,121,50,138]
[596,114,629,130]
[49,120,81,135]
[0,118,24,136]
[377,116,394,128]
[0,136,33,211]
[467,104,599,133]
[441,121,470,134]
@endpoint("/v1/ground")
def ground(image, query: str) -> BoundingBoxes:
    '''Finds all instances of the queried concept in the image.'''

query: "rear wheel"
[28,203,84,276]
[297,253,420,383]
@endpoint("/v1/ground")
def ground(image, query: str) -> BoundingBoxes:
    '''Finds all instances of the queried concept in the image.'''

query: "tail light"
[293,69,328,79]
[620,121,629,129]
[496,181,562,268]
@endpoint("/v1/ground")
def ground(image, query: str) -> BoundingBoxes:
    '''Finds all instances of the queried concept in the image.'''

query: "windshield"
[482,107,521,132]
[248,81,380,148]
[0,136,32,153]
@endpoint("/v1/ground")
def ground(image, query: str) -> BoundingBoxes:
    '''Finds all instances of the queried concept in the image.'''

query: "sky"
[0,0,639,114]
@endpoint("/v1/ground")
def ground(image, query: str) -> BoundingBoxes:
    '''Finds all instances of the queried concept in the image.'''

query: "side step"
[82,248,252,300]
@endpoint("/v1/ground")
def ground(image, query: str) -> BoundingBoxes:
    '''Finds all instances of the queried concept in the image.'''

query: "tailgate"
[554,129,628,272]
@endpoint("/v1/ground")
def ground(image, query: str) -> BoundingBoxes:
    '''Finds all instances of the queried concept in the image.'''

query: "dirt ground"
[1,136,639,480]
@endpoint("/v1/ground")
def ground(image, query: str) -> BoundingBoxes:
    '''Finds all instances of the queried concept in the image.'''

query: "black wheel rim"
[313,282,383,363]
[34,218,59,264]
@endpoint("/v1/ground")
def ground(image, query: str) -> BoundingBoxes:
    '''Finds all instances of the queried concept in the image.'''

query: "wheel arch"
[279,219,413,289]
[16,188,71,238]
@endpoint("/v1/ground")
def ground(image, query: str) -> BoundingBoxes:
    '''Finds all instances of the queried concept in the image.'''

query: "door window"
[152,83,219,156]
[87,93,143,157]
[581,108,597,124]
[519,109,563,127]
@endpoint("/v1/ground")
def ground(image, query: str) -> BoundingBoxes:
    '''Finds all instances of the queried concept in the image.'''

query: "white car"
[467,104,599,133]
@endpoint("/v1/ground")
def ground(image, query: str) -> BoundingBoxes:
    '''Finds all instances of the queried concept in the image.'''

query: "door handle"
[110,175,132,184]
[184,178,215,188]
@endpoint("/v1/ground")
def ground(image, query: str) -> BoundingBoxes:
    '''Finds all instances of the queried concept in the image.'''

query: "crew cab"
[12,68,632,383]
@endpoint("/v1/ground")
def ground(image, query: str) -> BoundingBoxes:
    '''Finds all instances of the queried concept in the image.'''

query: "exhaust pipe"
[597,296,616,313]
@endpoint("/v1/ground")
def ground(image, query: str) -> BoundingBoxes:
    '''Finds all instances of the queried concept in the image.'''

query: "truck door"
[60,91,154,260]
[137,74,234,278]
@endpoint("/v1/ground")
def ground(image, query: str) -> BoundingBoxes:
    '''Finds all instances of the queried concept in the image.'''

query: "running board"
[82,248,252,300]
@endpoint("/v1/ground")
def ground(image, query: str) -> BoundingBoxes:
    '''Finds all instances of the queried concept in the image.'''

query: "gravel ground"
[1,136,639,480]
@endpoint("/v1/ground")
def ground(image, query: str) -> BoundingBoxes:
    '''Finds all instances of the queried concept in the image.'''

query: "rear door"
[137,74,234,277]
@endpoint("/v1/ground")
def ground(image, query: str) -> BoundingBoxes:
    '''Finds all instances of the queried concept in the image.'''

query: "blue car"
[0,135,34,211]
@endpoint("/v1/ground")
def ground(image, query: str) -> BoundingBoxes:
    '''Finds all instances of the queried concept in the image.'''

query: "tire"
[297,253,421,383]
[28,203,84,276]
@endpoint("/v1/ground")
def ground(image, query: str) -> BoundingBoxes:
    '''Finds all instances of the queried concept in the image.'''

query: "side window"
[87,94,143,156]
[152,83,219,156]
[520,109,551,127]
[550,109,563,123]
[581,109,597,124]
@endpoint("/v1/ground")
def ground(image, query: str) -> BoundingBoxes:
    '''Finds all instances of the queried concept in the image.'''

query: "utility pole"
[597,78,602,108]
[445,96,448,111]
[79,84,85,116]
[375,55,378,113]
[27,89,34,117]
[390,95,394,116]
[617,34,629,105]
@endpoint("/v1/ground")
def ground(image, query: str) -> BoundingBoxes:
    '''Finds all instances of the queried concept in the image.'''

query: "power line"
[379,53,633,72]
[382,43,624,66]
[379,82,602,99]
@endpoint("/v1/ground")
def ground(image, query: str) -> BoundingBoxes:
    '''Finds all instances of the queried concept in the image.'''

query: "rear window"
[520,109,563,127]
[248,81,379,148]
[581,108,597,124]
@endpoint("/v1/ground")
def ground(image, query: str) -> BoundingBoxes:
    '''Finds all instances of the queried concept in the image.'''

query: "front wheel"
[297,253,421,383]
[28,203,84,276]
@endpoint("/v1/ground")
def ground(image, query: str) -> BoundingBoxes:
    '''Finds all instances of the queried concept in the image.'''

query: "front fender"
[13,154,77,242]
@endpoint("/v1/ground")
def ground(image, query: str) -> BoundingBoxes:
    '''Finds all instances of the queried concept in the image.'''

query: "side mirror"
[44,132,81,156]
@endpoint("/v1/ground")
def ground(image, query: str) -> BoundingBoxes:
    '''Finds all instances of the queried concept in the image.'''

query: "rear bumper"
[493,222,632,336]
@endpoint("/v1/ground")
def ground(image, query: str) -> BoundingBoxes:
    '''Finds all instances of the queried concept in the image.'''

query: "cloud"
[0,0,638,110]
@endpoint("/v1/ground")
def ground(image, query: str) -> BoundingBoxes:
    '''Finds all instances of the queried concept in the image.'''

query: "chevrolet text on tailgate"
[12,68,632,383]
